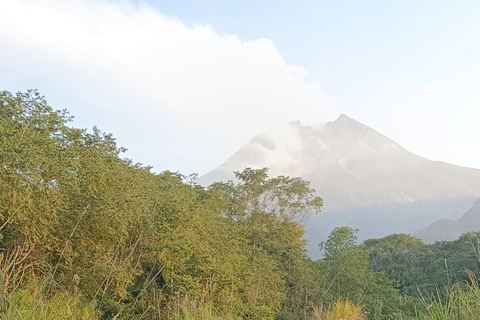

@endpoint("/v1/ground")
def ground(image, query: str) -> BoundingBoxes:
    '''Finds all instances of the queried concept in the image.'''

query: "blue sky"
[1,0,479,174]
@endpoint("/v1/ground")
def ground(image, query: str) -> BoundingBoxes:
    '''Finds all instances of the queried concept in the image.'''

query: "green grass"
[421,271,480,320]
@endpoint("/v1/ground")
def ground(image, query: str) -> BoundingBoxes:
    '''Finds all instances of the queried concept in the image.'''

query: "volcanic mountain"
[198,115,480,259]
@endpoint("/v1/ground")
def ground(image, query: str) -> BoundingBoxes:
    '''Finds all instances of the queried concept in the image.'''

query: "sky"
[1,0,479,175]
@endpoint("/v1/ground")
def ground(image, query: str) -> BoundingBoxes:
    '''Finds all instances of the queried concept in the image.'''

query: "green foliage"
[0,91,326,319]
[3,90,480,320]
[215,168,324,319]
[364,232,480,297]
[318,227,405,319]
[363,234,426,295]
[0,248,99,320]
[213,167,323,222]
[421,271,480,320]
[320,226,359,257]
[3,289,98,320]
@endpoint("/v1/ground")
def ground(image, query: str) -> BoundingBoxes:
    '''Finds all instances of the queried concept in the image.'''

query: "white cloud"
[0,0,333,174]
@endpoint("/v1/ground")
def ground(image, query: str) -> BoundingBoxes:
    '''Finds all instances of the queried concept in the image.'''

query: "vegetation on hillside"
[2,90,480,319]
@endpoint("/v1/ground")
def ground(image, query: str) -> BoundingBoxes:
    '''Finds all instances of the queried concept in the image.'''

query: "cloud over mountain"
[0,0,332,174]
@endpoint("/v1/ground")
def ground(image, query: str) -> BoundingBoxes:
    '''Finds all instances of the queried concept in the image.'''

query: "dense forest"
[1,90,480,319]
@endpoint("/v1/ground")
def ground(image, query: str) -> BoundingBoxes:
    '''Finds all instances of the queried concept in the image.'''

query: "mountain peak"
[337,113,354,121]
[288,119,305,128]
[325,113,392,148]
[332,113,367,128]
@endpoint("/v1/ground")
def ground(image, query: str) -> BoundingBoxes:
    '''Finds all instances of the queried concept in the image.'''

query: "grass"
[421,271,480,320]
[310,299,365,320]
[0,248,98,320]
[3,245,480,320]
[175,304,242,320]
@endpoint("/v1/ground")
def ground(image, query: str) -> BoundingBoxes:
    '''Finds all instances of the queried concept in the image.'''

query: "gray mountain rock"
[198,114,480,259]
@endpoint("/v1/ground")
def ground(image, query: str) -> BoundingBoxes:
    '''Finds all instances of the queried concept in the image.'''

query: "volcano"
[198,115,480,259]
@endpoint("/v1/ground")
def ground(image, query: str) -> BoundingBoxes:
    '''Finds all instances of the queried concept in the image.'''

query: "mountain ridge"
[414,198,480,242]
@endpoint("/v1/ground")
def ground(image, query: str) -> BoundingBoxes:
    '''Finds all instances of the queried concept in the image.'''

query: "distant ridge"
[414,199,480,242]
[198,114,480,259]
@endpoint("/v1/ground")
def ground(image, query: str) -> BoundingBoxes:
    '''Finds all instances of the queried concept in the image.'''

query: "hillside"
[414,199,480,242]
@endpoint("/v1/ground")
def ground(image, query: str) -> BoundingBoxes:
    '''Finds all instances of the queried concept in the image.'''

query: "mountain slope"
[414,199,480,243]
[198,115,480,259]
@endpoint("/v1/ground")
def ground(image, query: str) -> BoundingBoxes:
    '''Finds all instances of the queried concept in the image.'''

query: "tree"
[212,168,324,319]
[212,167,323,222]
[320,226,359,257]
[363,233,425,295]
[318,227,403,320]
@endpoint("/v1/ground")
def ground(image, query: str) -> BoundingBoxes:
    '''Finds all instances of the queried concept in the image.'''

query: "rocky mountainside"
[198,115,480,259]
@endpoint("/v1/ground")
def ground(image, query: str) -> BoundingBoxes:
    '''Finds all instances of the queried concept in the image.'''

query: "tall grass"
[0,248,99,320]
[422,271,480,320]
[3,246,480,320]
[310,299,365,320]
[175,304,242,320]
[0,247,245,320]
